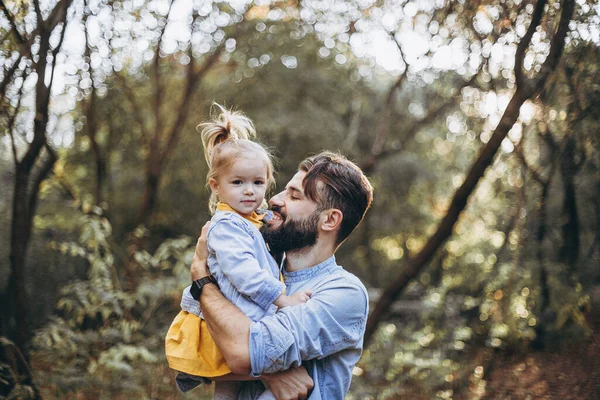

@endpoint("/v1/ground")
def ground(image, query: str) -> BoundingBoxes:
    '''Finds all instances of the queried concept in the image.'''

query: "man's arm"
[200,284,253,374]
[210,367,314,399]
[190,229,254,374]
[247,281,368,375]
[190,224,367,377]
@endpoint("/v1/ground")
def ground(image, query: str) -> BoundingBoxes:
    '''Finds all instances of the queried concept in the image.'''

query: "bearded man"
[184,152,373,399]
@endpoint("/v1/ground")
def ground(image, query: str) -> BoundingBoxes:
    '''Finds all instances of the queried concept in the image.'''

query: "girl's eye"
[254,180,265,185]
[232,180,242,185]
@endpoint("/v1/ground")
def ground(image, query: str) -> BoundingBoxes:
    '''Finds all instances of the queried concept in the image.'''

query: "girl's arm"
[209,219,285,310]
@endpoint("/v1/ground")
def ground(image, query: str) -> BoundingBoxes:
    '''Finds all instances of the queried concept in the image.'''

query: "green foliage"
[31,209,195,397]
[1,0,598,398]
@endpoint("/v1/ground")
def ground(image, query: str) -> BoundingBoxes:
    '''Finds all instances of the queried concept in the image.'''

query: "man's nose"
[269,191,284,206]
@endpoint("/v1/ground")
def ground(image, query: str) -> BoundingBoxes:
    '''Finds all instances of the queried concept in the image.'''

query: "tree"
[365,0,576,344]
[2,0,73,354]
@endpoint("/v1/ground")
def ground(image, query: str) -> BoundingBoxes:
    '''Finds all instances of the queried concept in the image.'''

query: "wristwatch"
[190,275,218,300]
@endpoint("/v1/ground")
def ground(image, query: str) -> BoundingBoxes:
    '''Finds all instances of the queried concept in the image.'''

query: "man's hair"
[299,151,373,245]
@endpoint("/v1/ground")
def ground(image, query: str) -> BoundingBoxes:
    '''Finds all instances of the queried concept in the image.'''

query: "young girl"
[165,105,310,398]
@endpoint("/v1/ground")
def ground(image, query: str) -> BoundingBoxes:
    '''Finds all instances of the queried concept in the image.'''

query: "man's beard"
[261,208,320,254]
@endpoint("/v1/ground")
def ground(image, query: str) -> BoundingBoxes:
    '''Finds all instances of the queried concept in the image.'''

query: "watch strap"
[190,275,218,300]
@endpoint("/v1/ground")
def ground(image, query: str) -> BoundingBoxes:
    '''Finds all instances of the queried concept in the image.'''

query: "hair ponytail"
[198,103,257,168]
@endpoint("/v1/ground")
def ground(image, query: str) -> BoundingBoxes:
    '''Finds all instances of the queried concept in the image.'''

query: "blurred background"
[1,0,599,398]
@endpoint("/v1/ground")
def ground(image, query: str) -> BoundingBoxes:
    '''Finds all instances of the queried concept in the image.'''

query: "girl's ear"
[209,178,219,195]
[320,209,343,233]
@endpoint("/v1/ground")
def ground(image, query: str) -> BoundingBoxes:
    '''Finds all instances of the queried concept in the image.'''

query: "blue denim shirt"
[181,240,369,399]
[241,255,368,399]
[181,210,285,321]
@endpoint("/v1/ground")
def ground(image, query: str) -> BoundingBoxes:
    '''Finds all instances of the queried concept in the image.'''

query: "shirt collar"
[216,202,265,229]
[282,255,338,282]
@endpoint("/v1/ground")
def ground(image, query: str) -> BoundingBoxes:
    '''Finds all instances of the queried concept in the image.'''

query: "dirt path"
[484,317,600,399]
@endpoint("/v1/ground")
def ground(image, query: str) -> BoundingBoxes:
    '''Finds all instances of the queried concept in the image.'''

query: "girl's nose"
[244,186,254,194]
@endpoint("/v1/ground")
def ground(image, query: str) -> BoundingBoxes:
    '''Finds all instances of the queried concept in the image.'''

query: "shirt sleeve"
[248,278,368,375]
[180,285,201,315]
[209,219,285,310]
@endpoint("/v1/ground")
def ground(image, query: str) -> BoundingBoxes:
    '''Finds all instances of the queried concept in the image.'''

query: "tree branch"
[28,144,57,219]
[0,55,23,102]
[515,0,547,89]
[20,0,71,172]
[497,179,523,262]
[512,135,546,184]
[83,1,105,204]
[151,0,175,159]
[533,0,575,93]
[540,126,558,151]
[115,73,148,142]
[8,83,25,166]
[365,71,480,171]
[159,42,225,166]
[0,0,72,98]
[342,97,362,152]
[369,31,409,158]
[33,0,43,29]
[0,0,25,44]
[47,19,68,92]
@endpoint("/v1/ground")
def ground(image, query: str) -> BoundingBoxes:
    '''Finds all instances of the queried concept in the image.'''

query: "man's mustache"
[270,205,286,219]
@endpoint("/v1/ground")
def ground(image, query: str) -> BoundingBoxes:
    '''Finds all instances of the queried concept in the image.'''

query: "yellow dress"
[165,203,280,377]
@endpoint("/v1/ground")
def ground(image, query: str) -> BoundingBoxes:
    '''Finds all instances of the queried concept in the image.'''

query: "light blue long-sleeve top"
[181,209,285,321]
[182,254,369,399]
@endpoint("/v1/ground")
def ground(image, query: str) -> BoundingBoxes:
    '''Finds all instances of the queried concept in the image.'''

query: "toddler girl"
[165,105,310,398]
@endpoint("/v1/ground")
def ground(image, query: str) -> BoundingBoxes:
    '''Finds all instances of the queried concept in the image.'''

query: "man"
[186,151,373,399]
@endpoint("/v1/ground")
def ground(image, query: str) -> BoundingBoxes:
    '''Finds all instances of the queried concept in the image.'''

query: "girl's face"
[209,155,268,217]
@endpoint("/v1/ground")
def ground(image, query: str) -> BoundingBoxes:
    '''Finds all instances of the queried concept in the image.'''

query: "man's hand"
[261,366,314,400]
[190,221,211,281]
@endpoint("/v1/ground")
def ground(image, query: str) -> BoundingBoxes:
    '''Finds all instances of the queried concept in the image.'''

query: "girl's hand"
[274,290,312,308]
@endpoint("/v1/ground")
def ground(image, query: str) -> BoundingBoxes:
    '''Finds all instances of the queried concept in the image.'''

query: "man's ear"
[208,178,219,195]
[320,209,343,233]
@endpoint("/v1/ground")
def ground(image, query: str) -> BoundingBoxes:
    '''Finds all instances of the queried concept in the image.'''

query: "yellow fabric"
[165,310,231,377]
[217,202,265,229]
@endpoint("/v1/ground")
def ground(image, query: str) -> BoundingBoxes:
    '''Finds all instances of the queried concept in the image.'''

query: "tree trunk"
[4,0,70,354]
[533,178,553,348]
[125,160,162,287]
[0,337,41,399]
[85,58,106,205]
[136,160,162,229]
[7,166,32,354]
[558,135,580,268]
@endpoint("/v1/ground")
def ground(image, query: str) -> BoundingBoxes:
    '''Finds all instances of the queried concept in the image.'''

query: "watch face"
[190,281,202,300]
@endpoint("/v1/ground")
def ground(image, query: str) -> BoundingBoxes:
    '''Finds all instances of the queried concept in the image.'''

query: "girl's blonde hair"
[198,103,275,214]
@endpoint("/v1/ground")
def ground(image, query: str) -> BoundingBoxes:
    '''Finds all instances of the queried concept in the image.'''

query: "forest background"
[0,0,599,399]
